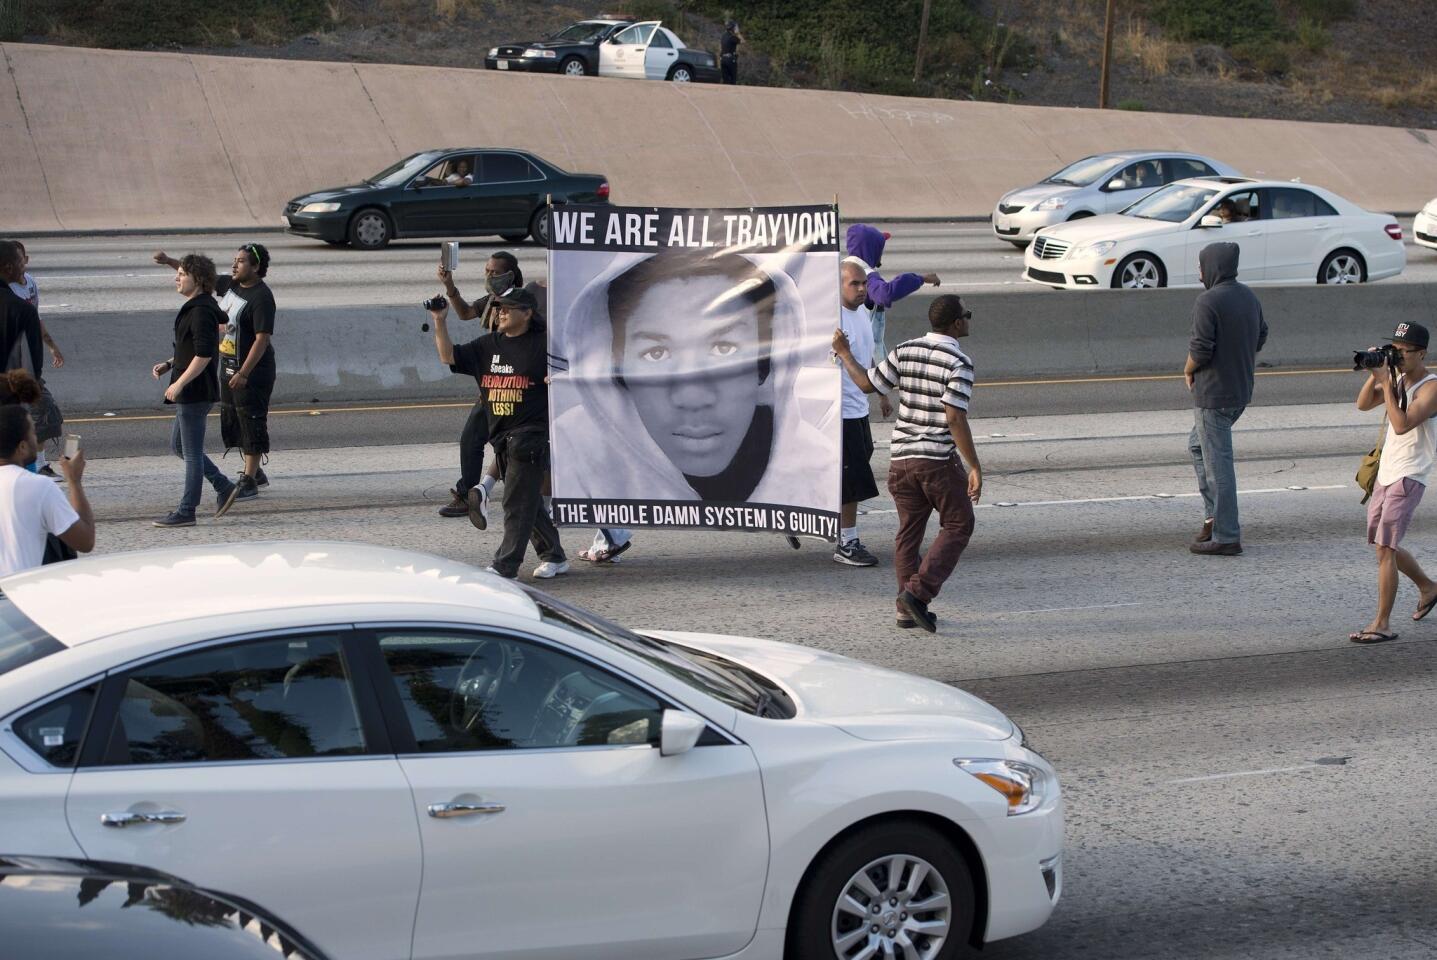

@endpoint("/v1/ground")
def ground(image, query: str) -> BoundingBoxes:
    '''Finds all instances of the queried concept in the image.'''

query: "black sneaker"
[38,464,60,480]
[214,483,238,517]
[255,467,269,487]
[153,511,196,528]
[897,591,937,633]
[833,539,878,567]
[217,475,259,518]
[466,484,490,531]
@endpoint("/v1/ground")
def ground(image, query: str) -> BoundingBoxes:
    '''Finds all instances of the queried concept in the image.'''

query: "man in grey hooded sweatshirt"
[1183,241,1267,555]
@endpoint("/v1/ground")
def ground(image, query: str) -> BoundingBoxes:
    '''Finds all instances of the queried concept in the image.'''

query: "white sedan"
[1023,176,1407,289]
[1416,197,1437,252]
[0,543,1063,960]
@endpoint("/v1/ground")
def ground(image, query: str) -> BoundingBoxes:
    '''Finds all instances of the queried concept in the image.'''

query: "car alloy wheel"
[1323,253,1363,284]
[1117,256,1163,289]
[561,57,586,77]
[831,853,952,960]
[671,66,693,82]
[529,208,550,245]
[350,211,389,249]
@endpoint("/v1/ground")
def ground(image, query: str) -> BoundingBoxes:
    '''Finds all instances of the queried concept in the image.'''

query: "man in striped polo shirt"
[832,294,982,632]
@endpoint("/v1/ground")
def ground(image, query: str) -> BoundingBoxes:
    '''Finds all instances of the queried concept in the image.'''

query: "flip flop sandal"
[1414,595,1437,621]
[1350,631,1399,644]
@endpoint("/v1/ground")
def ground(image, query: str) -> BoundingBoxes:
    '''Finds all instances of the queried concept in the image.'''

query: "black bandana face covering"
[486,272,516,296]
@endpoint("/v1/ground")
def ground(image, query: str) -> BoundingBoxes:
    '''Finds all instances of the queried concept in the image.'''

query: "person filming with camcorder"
[1350,321,1437,644]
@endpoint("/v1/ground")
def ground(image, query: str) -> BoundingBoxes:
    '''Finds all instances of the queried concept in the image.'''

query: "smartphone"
[442,241,460,273]
[62,434,81,459]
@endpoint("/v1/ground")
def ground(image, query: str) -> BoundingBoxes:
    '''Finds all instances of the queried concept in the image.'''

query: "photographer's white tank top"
[1378,373,1437,487]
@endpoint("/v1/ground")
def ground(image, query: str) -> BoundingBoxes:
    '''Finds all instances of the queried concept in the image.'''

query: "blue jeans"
[171,402,228,515]
[871,307,887,359]
[1189,406,1245,543]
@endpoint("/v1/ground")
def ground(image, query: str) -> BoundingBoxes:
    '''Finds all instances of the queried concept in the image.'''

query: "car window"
[1269,187,1338,219]
[551,21,609,42]
[377,631,663,752]
[1043,155,1117,187]
[481,153,540,184]
[368,153,440,187]
[614,23,655,44]
[649,30,673,48]
[1216,189,1263,222]
[0,595,63,678]
[1111,160,1162,191]
[1122,183,1219,222]
[417,155,476,187]
[100,633,366,765]
[1167,158,1218,182]
[13,683,98,767]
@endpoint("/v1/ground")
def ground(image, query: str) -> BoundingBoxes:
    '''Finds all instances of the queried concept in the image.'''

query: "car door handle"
[101,810,186,828]
[427,800,506,819]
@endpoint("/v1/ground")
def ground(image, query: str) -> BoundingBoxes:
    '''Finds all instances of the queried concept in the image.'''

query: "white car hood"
[645,631,1015,742]
[1002,183,1079,207]
[1035,212,1177,245]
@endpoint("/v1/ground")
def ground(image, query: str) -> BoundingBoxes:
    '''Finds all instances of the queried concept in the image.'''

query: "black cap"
[1388,321,1430,349]
[492,286,538,312]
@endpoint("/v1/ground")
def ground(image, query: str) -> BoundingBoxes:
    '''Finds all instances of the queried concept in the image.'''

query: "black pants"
[721,55,737,84]
[491,430,565,578]
[456,400,489,495]
[219,359,275,456]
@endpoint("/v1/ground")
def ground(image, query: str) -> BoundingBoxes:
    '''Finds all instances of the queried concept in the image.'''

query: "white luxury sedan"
[1023,176,1407,289]
[0,543,1063,960]
[1416,197,1437,252]
[992,150,1242,246]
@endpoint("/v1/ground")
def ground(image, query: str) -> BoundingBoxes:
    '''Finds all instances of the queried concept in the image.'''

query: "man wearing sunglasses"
[1184,241,1267,556]
[1351,322,1437,644]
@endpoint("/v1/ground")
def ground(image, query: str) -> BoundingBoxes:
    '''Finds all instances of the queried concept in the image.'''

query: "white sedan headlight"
[298,202,341,214]
[1069,240,1116,259]
[1034,195,1069,211]
[955,758,1051,815]
[523,48,557,58]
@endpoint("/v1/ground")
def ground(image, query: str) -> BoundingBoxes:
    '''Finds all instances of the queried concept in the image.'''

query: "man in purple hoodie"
[844,224,941,358]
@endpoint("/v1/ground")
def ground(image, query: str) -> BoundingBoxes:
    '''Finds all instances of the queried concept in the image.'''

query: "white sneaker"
[532,560,570,579]
[483,565,512,579]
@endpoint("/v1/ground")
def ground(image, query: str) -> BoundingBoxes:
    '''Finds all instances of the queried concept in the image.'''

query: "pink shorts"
[1367,476,1425,547]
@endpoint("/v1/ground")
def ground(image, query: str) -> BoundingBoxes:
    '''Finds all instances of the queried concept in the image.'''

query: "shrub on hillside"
[30,0,327,48]
[1292,0,1356,24]
[1152,0,1285,47]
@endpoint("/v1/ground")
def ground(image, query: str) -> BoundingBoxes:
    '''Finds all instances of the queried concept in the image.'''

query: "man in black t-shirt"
[155,245,277,517]
[430,286,567,580]
[720,20,743,84]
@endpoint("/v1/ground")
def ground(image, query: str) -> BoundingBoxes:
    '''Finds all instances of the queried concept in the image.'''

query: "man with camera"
[1183,242,1267,556]
[1351,322,1437,644]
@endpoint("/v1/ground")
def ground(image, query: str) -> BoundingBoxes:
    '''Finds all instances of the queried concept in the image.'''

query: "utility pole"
[1099,0,1116,108]
[913,0,932,83]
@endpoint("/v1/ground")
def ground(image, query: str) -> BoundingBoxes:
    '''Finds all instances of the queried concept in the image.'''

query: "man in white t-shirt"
[0,407,94,578]
[833,259,892,568]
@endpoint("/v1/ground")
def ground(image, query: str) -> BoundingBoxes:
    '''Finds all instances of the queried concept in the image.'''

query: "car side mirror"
[1106,178,1126,191]
[1199,215,1224,229]
[659,709,705,757]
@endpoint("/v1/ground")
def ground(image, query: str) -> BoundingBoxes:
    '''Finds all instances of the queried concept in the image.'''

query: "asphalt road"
[68,394,1437,959]
[21,218,1437,318]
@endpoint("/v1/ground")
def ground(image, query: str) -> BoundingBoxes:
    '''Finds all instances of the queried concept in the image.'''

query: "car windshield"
[0,595,63,678]
[1044,155,1121,187]
[548,21,611,42]
[524,588,792,718]
[1122,184,1219,222]
[366,152,443,187]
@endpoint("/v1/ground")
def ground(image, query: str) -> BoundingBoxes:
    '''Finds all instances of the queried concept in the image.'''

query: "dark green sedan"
[283,148,610,249]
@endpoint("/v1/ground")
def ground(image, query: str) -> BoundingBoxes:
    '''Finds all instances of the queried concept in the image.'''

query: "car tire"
[500,234,528,243]
[1318,248,1367,284]
[1008,239,1030,249]
[667,64,694,82]
[789,819,975,960]
[347,209,392,250]
[1111,252,1166,289]
[560,56,588,77]
[529,208,550,246]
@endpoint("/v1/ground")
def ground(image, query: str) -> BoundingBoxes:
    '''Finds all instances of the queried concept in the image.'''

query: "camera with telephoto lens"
[422,295,448,312]
[1353,344,1400,371]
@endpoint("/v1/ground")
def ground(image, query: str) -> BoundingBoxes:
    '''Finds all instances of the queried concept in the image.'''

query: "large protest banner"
[546,204,842,540]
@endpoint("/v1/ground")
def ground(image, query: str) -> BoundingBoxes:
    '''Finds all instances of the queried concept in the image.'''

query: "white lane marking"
[861,484,1347,515]
[998,601,1147,615]
[1166,764,1319,784]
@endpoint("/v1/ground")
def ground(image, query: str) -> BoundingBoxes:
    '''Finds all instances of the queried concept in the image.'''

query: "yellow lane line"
[64,368,1353,423]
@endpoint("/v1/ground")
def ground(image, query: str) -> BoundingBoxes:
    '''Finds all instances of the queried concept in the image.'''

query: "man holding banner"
[546,204,842,541]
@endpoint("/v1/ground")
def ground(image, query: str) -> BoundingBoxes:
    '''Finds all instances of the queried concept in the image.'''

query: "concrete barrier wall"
[50,283,1435,413]
[3,41,1435,232]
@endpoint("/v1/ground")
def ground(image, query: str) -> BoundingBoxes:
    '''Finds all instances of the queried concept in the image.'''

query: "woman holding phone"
[149,254,235,527]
